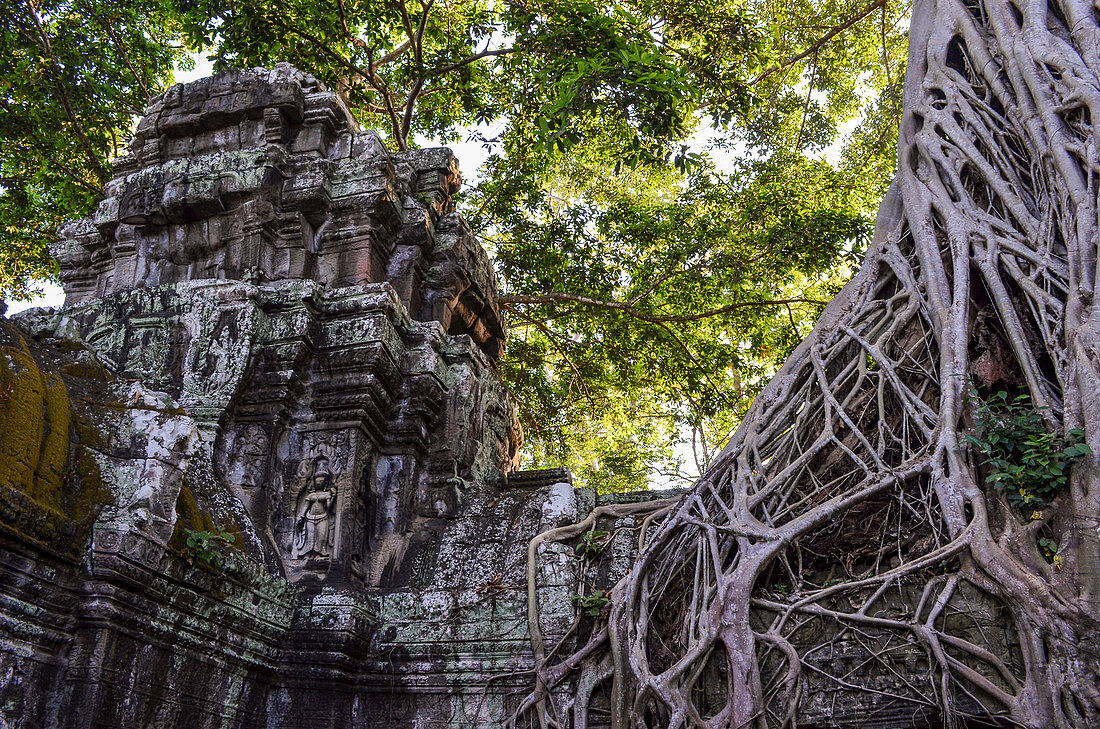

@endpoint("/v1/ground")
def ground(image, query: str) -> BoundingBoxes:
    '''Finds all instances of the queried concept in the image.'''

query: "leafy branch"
[964,390,1091,511]
[501,293,826,324]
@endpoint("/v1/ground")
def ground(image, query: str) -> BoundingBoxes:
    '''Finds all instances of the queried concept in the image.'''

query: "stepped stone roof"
[54,63,505,360]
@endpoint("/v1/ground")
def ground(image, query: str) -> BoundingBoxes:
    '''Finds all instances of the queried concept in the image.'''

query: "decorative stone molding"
[53,64,505,361]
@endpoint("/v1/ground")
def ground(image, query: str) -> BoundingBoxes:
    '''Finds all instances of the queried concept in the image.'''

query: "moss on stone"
[0,321,117,553]
[61,359,113,381]
[225,520,246,550]
[0,344,48,495]
[66,448,113,532]
[169,484,246,552]
[30,373,71,508]
[169,485,218,552]
[71,402,105,451]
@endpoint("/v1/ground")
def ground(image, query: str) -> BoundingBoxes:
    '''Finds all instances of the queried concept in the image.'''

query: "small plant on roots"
[572,589,610,617]
[1038,536,1062,568]
[574,528,610,557]
[964,390,1091,511]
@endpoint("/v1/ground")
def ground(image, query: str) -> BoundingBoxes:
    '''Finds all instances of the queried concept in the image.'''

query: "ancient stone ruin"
[50,63,516,590]
[0,64,669,729]
[0,65,980,729]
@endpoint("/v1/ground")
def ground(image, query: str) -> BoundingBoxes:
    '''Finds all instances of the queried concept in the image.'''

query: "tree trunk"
[515,0,1100,725]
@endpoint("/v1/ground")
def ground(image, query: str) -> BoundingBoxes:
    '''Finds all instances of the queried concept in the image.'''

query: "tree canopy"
[0,0,911,489]
[1,0,186,297]
[515,0,1100,722]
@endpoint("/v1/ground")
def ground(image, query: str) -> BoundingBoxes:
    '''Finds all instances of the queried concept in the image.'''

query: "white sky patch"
[414,118,507,187]
[4,281,64,316]
[175,55,216,85]
[686,111,862,175]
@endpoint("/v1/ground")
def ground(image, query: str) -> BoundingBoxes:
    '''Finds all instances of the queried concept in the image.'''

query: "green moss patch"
[0,321,115,555]
[0,344,67,508]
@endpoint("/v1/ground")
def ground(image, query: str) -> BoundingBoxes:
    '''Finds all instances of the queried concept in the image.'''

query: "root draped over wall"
[515,0,1100,726]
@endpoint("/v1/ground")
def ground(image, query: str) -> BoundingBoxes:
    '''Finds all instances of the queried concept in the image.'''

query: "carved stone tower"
[50,64,521,589]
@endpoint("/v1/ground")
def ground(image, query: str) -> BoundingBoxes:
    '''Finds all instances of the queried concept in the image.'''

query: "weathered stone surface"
[19,276,520,590]
[53,64,505,362]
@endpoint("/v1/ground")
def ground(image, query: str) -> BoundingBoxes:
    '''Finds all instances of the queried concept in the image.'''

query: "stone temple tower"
[51,63,524,590]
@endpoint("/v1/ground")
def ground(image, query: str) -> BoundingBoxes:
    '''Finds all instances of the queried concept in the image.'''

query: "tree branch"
[400,0,435,143]
[751,0,888,86]
[375,39,413,67]
[79,2,150,100]
[266,15,409,149]
[23,0,103,177]
[425,46,515,79]
[0,101,104,194]
[333,0,410,72]
[504,304,598,406]
[499,292,827,324]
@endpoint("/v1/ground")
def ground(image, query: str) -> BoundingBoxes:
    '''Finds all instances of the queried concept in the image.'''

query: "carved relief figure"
[225,423,270,489]
[275,430,352,563]
[293,455,337,559]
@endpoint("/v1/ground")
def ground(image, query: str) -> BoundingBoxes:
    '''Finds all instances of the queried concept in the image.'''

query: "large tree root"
[511,0,1100,726]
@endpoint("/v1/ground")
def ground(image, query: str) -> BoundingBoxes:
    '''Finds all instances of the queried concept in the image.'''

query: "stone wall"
[0,356,655,728]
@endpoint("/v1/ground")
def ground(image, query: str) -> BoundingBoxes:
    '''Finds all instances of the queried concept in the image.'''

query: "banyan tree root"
[512,0,1100,726]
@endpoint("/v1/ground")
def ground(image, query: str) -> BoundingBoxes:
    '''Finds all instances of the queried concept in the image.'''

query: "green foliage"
[964,390,1092,511]
[575,528,611,557]
[170,0,742,158]
[4,0,912,489]
[1,0,186,299]
[182,526,236,570]
[572,588,611,616]
[487,154,868,488]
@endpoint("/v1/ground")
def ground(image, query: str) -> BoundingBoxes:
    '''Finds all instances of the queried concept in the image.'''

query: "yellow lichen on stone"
[30,373,71,508]
[169,484,218,552]
[0,344,49,496]
[68,448,112,530]
[61,358,113,382]
[225,520,246,550]
[169,484,246,551]
[0,342,73,510]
